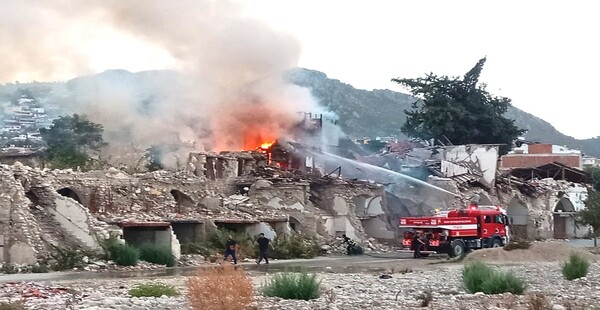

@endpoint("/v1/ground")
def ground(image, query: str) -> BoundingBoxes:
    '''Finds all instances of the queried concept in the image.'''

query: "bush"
[270,234,321,259]
[187,265,254,310]
[561,253,590,280]
[128,283,179,297]
[207,229,257,259]
[0,263,19,274]
[31,264,50,273]
[0,301,25,310]
[463,261,526,295]
[108,244,139,266]
[504,239,531,251]
[51,248,86,271]
[527,293,552,310]
[137,244,176,267]
[416,288,433,307]
[262,272,321,300]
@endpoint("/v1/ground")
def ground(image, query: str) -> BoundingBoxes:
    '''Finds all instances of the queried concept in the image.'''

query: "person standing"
[256,233,272,265]
[412,231,425,258]
[224,235,237,265]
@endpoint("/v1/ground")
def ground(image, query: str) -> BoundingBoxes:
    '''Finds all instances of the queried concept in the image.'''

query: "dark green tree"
[39,114,106,169]
[144,145,165,171]
[392,58,524,153]
[585,166,600,192]
[578,188,600,247]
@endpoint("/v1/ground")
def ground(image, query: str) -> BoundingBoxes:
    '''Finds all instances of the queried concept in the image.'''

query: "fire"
[260,141,275,149]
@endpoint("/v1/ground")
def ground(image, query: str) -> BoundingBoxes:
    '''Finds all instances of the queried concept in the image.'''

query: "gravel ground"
[1,260,599,309]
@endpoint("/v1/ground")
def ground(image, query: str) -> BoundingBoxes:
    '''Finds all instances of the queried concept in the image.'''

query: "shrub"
[0,263,19,274]
[100,236,121,259]
[504,239,531,251]
[270,234,321,259]
[527,293,552,310]
[50,247,86,271]
[197,229,257,260]
[137,244,176,267]
[0,301,25,310]
[262,272,321,300]
[416,288,433,307]
[187,265,254,310]
[463,261,526,295]
[561,253,590,280]
[108,244,139,266]
[128,283,179,297]
[31,264,50,273]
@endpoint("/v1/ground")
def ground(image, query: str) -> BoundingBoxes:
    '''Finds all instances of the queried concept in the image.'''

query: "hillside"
[2,68,600,156]
[287,68,600,156]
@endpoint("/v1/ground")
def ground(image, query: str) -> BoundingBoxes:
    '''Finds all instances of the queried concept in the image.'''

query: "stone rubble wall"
[1,164,46,264]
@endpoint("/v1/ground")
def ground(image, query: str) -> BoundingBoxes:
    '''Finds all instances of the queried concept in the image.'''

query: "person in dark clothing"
[256,233,272,265]
[341,234,355,255]
[412,231,425,258]
[224,235,237,264]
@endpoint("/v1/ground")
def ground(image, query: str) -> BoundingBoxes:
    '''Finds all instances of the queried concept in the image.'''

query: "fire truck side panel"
[399,206,509,257]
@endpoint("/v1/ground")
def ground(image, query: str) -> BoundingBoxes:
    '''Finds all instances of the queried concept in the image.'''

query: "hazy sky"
[3,1,598,139]
[244,1,599,140]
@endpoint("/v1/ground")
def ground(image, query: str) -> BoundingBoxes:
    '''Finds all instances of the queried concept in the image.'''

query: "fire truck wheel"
[491,238,503,248]
[449,240,465,258]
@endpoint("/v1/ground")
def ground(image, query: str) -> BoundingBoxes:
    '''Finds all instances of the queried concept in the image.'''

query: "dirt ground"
[464,241,599,263]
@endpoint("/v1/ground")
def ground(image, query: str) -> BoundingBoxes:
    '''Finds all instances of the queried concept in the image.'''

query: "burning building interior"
[0,110,401,265]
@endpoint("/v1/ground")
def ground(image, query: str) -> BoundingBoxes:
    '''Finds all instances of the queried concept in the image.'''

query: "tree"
[585,166,600,192]
[578,188,600,247]
[144,145,164,171]
[392,58,524,153]
[39,114,106,169]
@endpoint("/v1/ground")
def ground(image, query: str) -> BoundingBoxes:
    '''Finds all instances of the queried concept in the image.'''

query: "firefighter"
[412,231,426,258]
[342,234,355,255]
[223,235,238,265]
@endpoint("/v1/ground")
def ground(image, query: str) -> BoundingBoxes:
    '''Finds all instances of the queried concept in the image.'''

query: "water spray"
[284,141,460,197]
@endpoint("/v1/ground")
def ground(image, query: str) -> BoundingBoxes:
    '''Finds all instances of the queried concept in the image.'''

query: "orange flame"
[260,141,275,149]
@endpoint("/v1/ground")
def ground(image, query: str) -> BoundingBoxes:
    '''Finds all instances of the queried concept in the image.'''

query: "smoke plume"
[1,0,321,168]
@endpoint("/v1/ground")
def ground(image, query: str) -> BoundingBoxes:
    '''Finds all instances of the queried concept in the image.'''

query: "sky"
[2,0,599,139]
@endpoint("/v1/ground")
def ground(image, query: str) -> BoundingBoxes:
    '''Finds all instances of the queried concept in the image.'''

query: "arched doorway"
[57,187,82,204]
[25,190,40,206]
[506,197,529,240]
[553,197,576,239]
[289,216,301,233]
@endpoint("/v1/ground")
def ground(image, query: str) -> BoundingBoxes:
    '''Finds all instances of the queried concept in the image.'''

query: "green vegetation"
[561,253,590,280]
[107,244,140,266]
[392,58,524,154]
[577,188,600,247]
[0,263,18,274]
[262,272,321,300]
[503,239,532,251]
[39,114,106,169]
[463,261,526,295]
[50,247,86,271]
[137,244,176,267]
[31,264,50,273]
[204,229,256,258]
[270,234,321,259]
[128,283,179,297]
[0,301,25,310]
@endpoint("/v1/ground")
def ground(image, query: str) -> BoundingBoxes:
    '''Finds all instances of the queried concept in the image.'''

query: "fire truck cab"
[399,204,510,258]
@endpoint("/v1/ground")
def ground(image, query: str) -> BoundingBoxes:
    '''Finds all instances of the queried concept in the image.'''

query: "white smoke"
[1,0,324,168]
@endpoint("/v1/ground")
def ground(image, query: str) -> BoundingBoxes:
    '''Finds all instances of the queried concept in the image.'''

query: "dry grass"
[527,293,552,310]
[187,264,254,310]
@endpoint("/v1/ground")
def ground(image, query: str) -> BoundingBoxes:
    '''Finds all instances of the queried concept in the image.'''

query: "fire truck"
[399,205,510,258]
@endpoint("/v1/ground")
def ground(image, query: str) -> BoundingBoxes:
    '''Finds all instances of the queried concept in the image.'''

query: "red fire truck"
[399,205,510,258]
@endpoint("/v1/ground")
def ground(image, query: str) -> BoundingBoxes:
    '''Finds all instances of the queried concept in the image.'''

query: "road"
[0,252,440,284]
